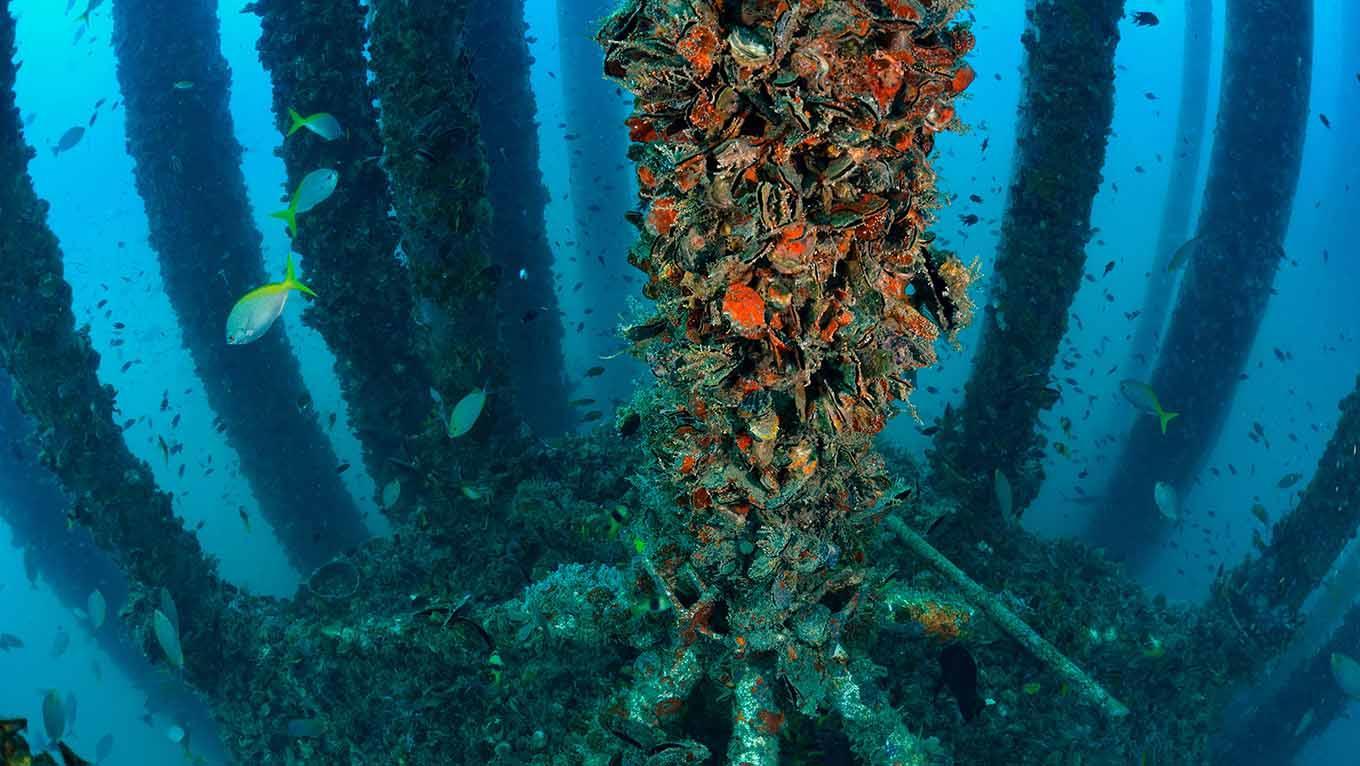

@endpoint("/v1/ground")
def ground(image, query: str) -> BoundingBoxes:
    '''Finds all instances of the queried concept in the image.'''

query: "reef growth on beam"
[252,0,439,515]
[468,0,575,436]
[598,0,976,759]
[0,4,257,699]
[111,0,368,570]
[929,0,1124,520]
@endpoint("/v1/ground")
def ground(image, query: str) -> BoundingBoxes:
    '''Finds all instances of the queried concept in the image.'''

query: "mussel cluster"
[603,0,975,708]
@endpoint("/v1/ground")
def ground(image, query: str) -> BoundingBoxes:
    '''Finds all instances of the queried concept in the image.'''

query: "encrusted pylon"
[601,0,975,760]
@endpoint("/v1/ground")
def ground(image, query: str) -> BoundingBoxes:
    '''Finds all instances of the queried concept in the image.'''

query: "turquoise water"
[1,1,1357,763]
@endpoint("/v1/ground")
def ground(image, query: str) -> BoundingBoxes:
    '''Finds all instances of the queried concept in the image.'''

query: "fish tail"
[283,253,317,298]
[269,203,297,238]
[1157,408,1179,435]
[287,107,306,136]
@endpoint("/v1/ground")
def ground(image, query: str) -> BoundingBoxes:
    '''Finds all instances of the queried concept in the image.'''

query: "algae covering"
[0,0,260,703]
[250,0,439,513]
[109,0,369,571]
[367,0,506,424]
[929,0,1125,520]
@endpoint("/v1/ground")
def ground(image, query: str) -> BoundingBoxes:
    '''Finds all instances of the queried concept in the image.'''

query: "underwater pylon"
[601,0,976,761]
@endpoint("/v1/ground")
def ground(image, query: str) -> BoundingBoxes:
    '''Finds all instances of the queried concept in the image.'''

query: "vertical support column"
[110,0,368,571]
[0,2,254,694]
[1093,0,1313,560]
[368,0,522,472]
[929,0,1125,518]
[601,0,973,752]
[251,0,438,509]
[1125,0,1214,372]
[467,0,573,436]
[557,0,639,407]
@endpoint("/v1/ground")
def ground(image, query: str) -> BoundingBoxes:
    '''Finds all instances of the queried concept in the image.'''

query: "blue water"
[1,1,1357,763]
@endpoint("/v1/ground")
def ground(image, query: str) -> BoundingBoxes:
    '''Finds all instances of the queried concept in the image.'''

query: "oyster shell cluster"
[603,0,976,701]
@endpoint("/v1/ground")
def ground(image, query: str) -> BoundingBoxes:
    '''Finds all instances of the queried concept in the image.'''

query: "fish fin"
[283,253,317,298]
[1158,409,1179,435]
[287,108,307,136]
[269,206,297,238]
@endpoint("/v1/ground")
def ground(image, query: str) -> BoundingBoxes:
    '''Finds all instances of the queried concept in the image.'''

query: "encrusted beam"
[0,2,257,696]
[250,0,439,516]
[1214,602,1360,764]
[929,0,1125,518]
[467,0,574,436]
[110,0,369,571]
[1095,0,1314,560]
[1224,376,1360,632]
[0,373,217,720]
[602,0,975,748]
[368,0,525,482]
[887,516,1129,720]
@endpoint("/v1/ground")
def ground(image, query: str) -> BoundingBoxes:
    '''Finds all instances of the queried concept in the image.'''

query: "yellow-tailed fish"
[447,388,487,438]
[1119,379,1179,434]
[225,253,316,345]
[153,608,184,669]
[76,0,105,26]
[1166,236,1204,272]
[287,108,343,141]
[270,168,338,237]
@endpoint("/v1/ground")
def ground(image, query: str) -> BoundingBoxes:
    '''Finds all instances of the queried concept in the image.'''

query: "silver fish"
[1153,481,1179,522]
[42,689,65,742]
